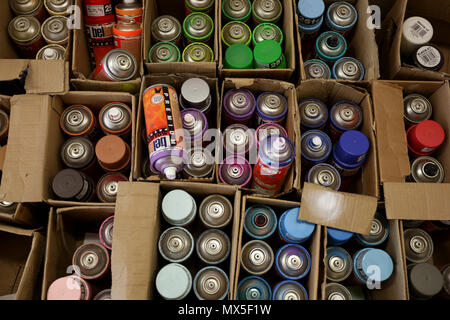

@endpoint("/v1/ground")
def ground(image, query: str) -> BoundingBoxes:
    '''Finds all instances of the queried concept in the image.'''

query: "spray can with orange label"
[143,84,187,180]
[113,18,142,63]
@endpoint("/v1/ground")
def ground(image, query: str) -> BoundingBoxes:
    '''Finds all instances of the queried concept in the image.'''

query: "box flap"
[384,182,450,220]
[111,182,160,300]
[299,183,377,234]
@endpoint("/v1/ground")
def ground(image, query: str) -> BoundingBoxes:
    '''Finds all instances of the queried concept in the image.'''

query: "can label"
[86,4,113,17]
[255,55,283,69]
[332,160,360,178]
[86,23,114,67]
[298,16,321,26]
[15,36,45,59]
[252,159,291,196]
[116,14,143,24]
[416,46,441,68]
[114,35,141,63]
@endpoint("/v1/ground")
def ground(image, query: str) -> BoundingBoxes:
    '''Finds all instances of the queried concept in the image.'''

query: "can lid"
[47,276,88,300]
[253,39,282,64]
[402,16,434,46]
[224,43,253,69]
[414,120,445,148]
[297,0,325,20]
[156,263,192,300]
[360,249,393,282]
[279,208,315,243]
[410,263,444,298]
[328,227,354,243]
[162,189,196,225]
[95,135,130,171]
[181,78,210,105]
[52,169,84,200]
[337,130,370,158]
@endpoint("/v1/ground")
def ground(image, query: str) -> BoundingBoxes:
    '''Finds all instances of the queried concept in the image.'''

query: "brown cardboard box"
[42,206,115,300]
[112,181,241,300]
[142,0,218,77]
[296,0,380,82]
[379,0,450,80]
[218,0,295,80]
[0,91,135,206]
[234,195,321,300]
[0,1,70,95]
[217,78,301,197]
[0,223,45,300]
[372,80,450,220]
[135,74,219,182]
[297,80,378,234]
[71,0,142,93]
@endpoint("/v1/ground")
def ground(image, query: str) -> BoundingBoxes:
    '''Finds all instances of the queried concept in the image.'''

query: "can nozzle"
[164,167,177,180]
[326,36,339,48]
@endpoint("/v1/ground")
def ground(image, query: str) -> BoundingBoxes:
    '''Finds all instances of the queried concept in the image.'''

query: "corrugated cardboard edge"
[0,203,41,227]
[299,183,377,234]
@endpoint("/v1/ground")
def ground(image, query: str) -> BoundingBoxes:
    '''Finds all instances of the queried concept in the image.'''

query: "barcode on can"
[410,22,429,38]
[417,46,440,68]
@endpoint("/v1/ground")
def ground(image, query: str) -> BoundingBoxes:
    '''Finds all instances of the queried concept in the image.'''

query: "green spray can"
[183,12,214,44]
[222,21,252,47]
[224,43,253,69]
[149,41,181,63]
[252,22,283,46]
[222,0,252,23]
[253,39,286,69]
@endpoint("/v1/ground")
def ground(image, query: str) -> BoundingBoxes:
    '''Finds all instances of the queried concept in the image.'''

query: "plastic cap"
[164,167,177,180]
[224,43,253,69]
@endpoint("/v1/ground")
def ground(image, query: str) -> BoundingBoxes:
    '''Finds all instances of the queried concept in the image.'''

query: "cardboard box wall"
[71,0,142,93]
[379,0,450,80]
[372,80,450,221]
[112,181,241,300]
[0,91,136,207]
[0,1,70,95]
[143,0,218,77]
[42,206,115,300]
[296,0,380,82]
[296,80,378,235]
[233,195,321,300]
[218,0,296,80]
[217,78,301,197]
[0,223,45,300]
[135,74,219,183]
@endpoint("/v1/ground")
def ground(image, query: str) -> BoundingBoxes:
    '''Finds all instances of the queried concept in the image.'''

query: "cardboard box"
[0,91,135,207]
[142,0,218,77]
[135,74,219,182]
[218,0,295,80]
[379,0,450,80]
[372,80,450,220]
[0,223,45,300]
[297,80,378,235]
[217,78,301,197]
[112,181,241,300]
[295,0,380,82]
[233,195,321,300]
[0,1,70,95]
[42,206,115,300]
[71,0,142,93]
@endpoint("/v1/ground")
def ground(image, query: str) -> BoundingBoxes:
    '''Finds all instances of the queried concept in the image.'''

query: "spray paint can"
[326,2,358,37]
[299,98,328,131]
[183,147,214,179]
[185,0,215,16]
[355,212,389,247]
[179,78,212,116]
[301,130,332,167]
[182,42,214,62]
[404,228,434,263]
[183,12,214,45]
[412,44,444,72]
[0,111,10,146]
[9,0,47,22]
[252,135,295,196]
[61,137,96,172]
[327,227,353,246]
[275,244,311,280]
[60,105,98,140]
[297,0,324,25]
[324,283,352,300]
[241,240,274,276]
[304,59,331,79]
[332,57,365,81]
[329,101,363,141]
[218,155,252,187]
[115,1,143,24]
[98,215,114,250]
[255,122,288,149]
[237,276,271,300]
[400,16,433,58]
[149,41,181,63]
[47,276,93,300]
[222,21,252,47]
[181,108,208,145]
[272,280,308,300]
[90,48,138,81]
[222,0,252,23]
[199,194,233,229]
[307,163,341,191]
[441,265,450,299]
[253,40,286,69]
[298,18,323,41]
[41,16,69,46]
[44,0,73,16]
[95,135,131,172]
[113,18,142,64]
[256,92,287,125]
[143,84,187,179]
[8,16,45,59]
[278,207,315,244]
[158,226,194,263]
[193,266,229,300]
[252,0,282,25]
[156,263,192,300]
[408,263,444,300]
[96,172,128,203]
[326,246,352,282]
[72,242,111,280]
[223,123,254,157]
[36,43,66,59]
[222,89,256,126]
[196,229,231,265]
[99,102,132,138]
[404,94,433,127]
[151,15,182,45]
[94,289,111,300]
[315,31,347,66]
[162,189,197,227]
[52,169,95,202]
[407,120,445,157]
[243,204,277,240]
[224,43,254,69]
[353,248,394,284]
[252,22,283,46]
